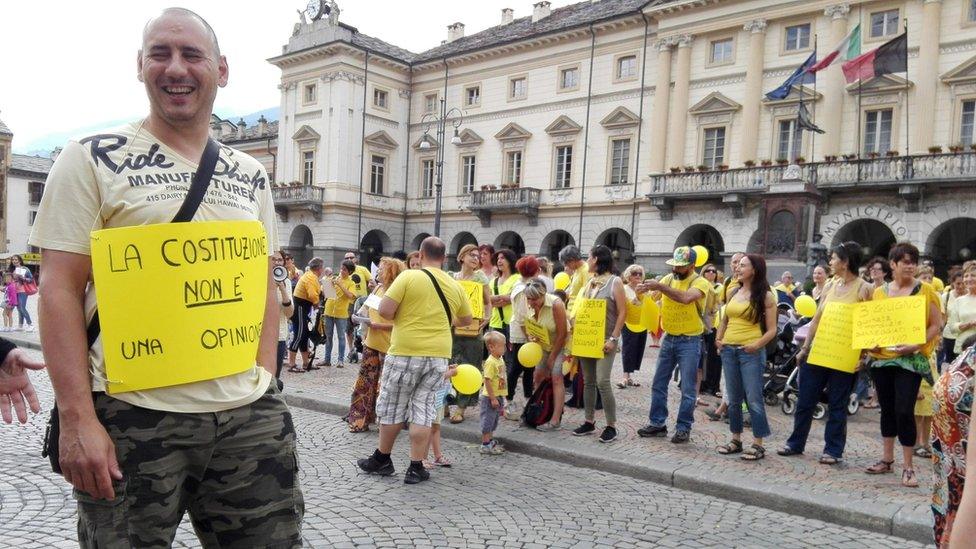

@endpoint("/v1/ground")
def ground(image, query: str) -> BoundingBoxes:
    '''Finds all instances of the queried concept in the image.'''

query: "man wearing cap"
[637,246,712,443]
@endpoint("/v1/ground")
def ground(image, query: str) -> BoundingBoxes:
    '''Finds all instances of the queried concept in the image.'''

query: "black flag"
[797,103,824,134]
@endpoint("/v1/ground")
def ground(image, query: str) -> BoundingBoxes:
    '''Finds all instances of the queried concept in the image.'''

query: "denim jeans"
[786,361,853,457]
[649,334,702,433]
[16,293,31,327]
[721,346,771,438]
[324,315,348,364]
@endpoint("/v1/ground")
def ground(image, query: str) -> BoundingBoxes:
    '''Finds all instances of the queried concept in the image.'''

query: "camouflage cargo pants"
[75,384,304,548]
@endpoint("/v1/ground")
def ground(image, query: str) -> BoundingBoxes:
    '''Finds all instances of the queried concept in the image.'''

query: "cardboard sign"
[851,295,926,349]
[459,280,485,319]
[90,221,268,393]
[571,298,606,358]
[524,317,551,348]
[808,302,860,373]
[364,293,383,310]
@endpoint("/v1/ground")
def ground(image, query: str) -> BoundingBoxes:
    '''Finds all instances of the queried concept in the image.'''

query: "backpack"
[522,378,555,428]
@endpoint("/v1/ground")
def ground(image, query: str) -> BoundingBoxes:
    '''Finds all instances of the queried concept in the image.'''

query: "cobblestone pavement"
[1,352,927,548]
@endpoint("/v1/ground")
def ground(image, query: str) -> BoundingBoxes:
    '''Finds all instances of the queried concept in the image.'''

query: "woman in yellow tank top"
[779,242,872,464]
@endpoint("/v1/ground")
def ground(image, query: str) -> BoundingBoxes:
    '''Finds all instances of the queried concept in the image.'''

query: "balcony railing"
[650,165,779,196]
[468,187,542,227]
[272,184,324,221]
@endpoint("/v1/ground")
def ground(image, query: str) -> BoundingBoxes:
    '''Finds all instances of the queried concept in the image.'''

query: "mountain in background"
[13,106,280,155]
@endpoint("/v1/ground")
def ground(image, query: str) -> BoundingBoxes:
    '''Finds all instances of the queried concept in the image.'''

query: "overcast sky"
[1,0,577,153]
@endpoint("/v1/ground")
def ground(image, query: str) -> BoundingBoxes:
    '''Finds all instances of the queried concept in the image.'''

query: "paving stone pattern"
[1,353,927,548]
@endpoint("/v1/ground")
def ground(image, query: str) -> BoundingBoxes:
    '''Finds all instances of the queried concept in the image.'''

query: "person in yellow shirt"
[480,330,508,455]
[343,251,374,364]
[559,245,591,316]
[637,246,713,443]
[289,258,326,372]
[317,260,357,368]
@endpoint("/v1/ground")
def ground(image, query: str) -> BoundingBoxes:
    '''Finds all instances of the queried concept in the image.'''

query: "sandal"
[777,446,803,457]
[741,444,766,461]
[717,439,743,455]
[287,366,306,373]
[627,379,641,387]
[449,412,465,424]
[705,409,727,421]
[863,400,880,409]
[819,454,840,465]
[616,382,629,389]
[306,363,321,371]
[913,446,932,458]
[902,468,919,487]
[865,459,895,474]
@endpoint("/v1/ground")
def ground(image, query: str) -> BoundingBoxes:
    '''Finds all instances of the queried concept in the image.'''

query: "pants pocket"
[75,479,129,548]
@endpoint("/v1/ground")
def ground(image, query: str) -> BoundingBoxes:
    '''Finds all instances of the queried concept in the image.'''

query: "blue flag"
[765,52,817,100]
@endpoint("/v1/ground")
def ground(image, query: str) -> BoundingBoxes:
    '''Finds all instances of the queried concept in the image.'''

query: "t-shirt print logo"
[80,134,174,173]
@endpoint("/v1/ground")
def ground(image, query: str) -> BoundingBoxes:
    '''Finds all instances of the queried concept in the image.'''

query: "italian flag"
[808,24,861,73]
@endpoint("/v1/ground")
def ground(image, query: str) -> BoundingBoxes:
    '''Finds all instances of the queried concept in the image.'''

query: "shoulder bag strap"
[421,268,453,329]
[87,138,221,348]
[493,276,507,325]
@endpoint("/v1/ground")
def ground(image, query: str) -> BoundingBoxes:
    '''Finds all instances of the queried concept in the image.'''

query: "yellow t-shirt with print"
[324,276,356,318]
[385,268,472,358]
[659,273,713,336]
[481,354,508,398]
[28,120,277,413]
[353,264,372,297]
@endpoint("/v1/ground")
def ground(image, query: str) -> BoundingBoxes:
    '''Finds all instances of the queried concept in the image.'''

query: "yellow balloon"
[451,364,483,394]
[640,298,660,333]
[795,295,817,318]
[518,342,543,368]
[692,245,709,267]
[554,271,571,291]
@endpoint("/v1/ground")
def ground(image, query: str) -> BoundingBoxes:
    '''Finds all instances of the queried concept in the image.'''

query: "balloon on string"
[692,245,709,267]
[795,295,818,318]
[518,342,543,368]
[451,364,483,394]
[640,298,660,333]
[554,271,571,291]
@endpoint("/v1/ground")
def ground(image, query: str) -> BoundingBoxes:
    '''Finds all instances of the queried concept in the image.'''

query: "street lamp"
[419,99,463,237]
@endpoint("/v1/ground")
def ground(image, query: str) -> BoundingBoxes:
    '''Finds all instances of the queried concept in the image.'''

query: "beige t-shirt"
[29,120,278,413]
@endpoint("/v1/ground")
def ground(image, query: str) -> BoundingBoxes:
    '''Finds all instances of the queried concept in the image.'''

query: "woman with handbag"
[8,255,35,332]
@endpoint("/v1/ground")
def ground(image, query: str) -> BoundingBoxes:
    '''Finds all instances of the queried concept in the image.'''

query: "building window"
[961,100,976,146]
[554,146,573,189]
[870,9,899,38]
[421,159,435,198]
[302,151,314,185]
[610,138,630,185]
[370,155,385,195]
[616,55,637,79]
[864,109,893,155]
[510,77,527,100]
[28,181,45,206]
[970,0,976,22]
[465,85,481,107]
[505,150,523,186]
[29,211,38,226]
[784,24,811,51]
[373,88,389,109]
[702,127,726,169]
[709,38,734,65]
[424,93,438,113]
[559,67,579,90]
[461,155,476,194]
[303,83,317,104]
[777,120,803,161]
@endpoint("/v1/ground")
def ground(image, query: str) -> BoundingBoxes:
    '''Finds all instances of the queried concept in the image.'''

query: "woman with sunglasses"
[617,264,649,389]
[699,263,723,397]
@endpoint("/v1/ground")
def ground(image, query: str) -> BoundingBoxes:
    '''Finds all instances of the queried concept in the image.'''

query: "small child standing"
[480,331,508,455]
[424,364,458,468]
[2,274,15,332]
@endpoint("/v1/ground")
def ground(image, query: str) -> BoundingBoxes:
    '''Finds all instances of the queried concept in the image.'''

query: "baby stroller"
[779,322,860,419]
[761,306,805,406]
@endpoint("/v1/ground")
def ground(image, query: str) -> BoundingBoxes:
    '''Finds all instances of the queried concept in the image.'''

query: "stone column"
[821,4,850,158]
[667,34,694,169]
[913,0,942,154]
[648,38,674,174]
[740,19,768,165]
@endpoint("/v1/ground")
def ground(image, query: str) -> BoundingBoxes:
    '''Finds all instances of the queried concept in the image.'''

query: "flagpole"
[903,20,910,157]
[811,34,818,162]
[856,5,863,183]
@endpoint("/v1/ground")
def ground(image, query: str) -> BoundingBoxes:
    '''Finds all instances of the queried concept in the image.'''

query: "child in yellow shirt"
[480,331,508,455]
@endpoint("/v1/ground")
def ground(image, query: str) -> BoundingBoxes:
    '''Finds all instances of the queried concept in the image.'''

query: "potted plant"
[743,160,756,167]
[824,155,837,163]
[684,166,696,173]
[760,159,773,167]
[867,151,880,159]
[843,153,858,161]
[481,184,490,191]
[886,150,899,157]
[670,166,682,174]
[776,158,789,166]
[949,144,965,153]
[970,144,976,152]
[697,164,708,172]
[928,145,943,154]
[488,184,498,190]
[795,156,806,165]
[717,164,729,171]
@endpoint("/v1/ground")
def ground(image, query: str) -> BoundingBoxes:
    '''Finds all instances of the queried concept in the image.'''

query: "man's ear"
[136,50,144,82]
[218,55,229,88]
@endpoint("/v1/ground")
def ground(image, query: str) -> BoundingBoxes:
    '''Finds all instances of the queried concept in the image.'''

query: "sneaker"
[637,424,667,438]
[670,431,691,444]
[535,421,562,432]
[479,441,505,455]
[357,455,395,476]
[404,465,430,485]
[25,325,35,333]
[572,422,596,436]
[336,362,345,369]
[599,426,618,443]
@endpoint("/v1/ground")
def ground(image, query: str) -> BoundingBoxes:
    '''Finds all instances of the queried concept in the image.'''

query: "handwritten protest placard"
[90,221,268,393]
[524,317,551,348]
[571,298,606,358]
[851,295,926,349]
[661,298,700,334]
[459,280,485,319]
[807,302,861,373]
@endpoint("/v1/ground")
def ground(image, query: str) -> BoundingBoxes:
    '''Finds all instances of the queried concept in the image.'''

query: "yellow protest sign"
[808,302,860,373]
[661,297,701,335]
[851,295,926,349]
[459,280,485,319]
[625,298,643,328]
[90,221,269,393]
[571,298,606,358]
[640,298,660,333]
[524,317,551,348]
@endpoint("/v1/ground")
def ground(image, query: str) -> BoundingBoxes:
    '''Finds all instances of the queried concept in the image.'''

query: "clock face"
[306,0,321,19]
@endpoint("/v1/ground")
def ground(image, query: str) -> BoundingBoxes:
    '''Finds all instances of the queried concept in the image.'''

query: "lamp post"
[419,99,463,237]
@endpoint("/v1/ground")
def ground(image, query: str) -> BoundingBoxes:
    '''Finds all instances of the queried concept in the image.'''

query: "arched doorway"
[540,230,575,262]
[360,229,391,270]
[595,228,633,272]
[448,231,478,270]
[288,225,313,268]
[410,232,431,251]
[927,217,976,276]
[494,231,525,256]
[675,224,726,269]
[831,219,895,263]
